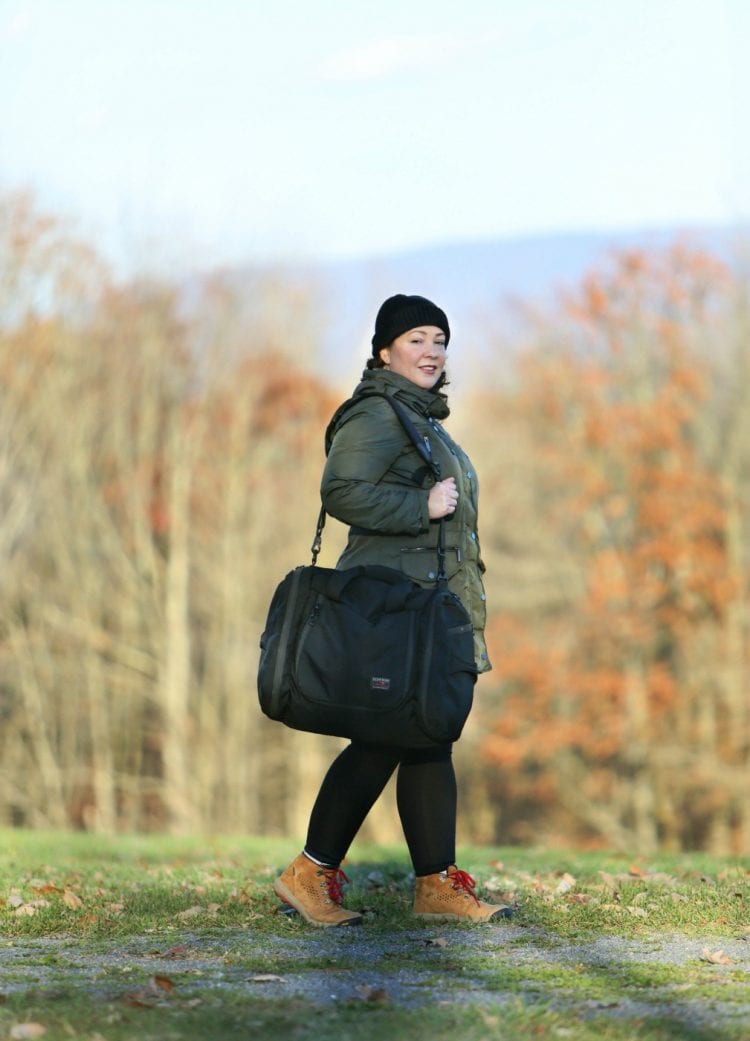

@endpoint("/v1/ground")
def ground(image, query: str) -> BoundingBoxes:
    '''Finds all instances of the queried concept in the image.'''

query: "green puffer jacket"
[321,368,491,673]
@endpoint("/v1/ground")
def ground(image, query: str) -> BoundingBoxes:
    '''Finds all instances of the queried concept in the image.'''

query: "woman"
[275,294,502,926]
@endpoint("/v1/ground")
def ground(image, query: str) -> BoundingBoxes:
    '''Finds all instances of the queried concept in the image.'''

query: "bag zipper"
[294,600,321,677]
[272,567,303,700]
[416,595,440,738]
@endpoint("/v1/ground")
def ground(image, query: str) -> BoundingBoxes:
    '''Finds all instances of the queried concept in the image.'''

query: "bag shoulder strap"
[313,392,447,583]
[324,390,433,462]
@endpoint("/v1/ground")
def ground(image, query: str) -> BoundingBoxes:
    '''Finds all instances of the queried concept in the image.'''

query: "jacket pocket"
[400,545,462,584]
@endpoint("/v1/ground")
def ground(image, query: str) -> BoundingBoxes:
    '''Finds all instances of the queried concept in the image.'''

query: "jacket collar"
[354,368,451,420]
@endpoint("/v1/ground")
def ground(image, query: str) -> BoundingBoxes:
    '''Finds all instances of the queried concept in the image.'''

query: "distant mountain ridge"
[304,223,745,375]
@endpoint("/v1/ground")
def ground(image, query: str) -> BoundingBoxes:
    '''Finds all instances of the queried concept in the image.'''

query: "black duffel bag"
[258,560,476,747]
[257,393,477,748]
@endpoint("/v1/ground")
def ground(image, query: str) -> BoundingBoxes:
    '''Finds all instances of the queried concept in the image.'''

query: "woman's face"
[378,326,447,389]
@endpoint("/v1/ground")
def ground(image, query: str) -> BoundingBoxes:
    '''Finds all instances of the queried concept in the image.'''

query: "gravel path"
[2,924,749,1031]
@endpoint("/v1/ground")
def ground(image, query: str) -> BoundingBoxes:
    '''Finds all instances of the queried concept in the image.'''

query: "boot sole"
[413,910,507,922]
[273,880,362,928]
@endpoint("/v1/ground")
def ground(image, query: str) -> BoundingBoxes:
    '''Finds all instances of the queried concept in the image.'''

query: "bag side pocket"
[416,594,476,743]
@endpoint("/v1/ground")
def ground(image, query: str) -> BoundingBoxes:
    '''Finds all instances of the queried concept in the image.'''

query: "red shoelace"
[321,867,350,905]
[448,868,480,905]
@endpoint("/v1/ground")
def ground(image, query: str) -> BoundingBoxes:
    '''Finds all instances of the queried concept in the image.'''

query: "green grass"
[1,830,749,1040]
[2,831,747,940]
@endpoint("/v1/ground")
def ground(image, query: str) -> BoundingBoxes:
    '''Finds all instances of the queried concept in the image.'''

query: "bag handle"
[312,392,447,585]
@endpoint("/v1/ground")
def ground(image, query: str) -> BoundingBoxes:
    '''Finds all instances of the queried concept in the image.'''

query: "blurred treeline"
[1,191,748,854]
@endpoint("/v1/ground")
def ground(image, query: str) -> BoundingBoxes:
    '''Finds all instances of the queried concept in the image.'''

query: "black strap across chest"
[313,392,448,584]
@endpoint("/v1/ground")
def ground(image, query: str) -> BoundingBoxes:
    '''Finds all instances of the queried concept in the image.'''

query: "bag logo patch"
[370,677,391,690]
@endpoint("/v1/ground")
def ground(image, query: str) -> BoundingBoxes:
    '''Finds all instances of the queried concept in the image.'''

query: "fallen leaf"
[641,872,678,886]
[355,985,389,1003]
[567,893,594,905]
[718,867,746,880]
[120,991,156,1007]
[700,947,732,965]
[107,902,125,915]
[161,944,190,959]
[482,875,516,898]
[626,906,648,918]
[62,890,83,910]
[14,905,36,917]
[31,884,61,895]
[176,905,203,920]
[249,974,287,983]
[478,1009,500,1027]
[424,936,449,947]
[7,894,24,909]
[10,1025,47,1039]
[628,864,645,877]
[150,975,175,993]
[206,902,220,914]
[555,873,576,895]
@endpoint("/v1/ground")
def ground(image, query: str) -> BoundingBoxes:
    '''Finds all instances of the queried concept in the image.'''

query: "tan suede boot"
[274,853,363,927]
[413,865,509,922]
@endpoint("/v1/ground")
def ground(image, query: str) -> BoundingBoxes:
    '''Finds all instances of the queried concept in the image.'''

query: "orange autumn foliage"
[481,245,747,851]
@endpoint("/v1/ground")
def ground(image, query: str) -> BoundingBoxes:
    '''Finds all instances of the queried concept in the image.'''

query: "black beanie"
[371,294,450,353]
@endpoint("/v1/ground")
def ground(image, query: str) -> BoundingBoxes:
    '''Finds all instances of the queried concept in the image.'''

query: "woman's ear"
[379,347,390,367]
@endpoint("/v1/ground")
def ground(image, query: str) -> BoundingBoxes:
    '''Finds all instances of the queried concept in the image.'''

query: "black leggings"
[304,741,456,877]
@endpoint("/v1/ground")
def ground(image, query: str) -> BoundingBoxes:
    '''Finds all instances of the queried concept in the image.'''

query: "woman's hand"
[427,477,458,519]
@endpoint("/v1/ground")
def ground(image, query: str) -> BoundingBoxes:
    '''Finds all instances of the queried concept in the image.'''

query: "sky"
[1,0,748,271]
